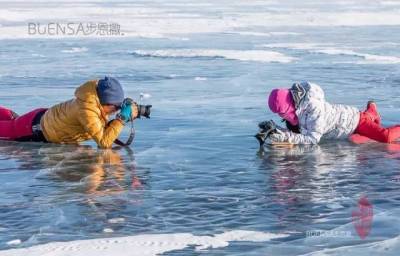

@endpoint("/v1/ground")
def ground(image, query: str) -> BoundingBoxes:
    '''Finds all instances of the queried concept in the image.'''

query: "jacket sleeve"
[285,102,324,144]
[78,107,124,149]
[271,100,324,145]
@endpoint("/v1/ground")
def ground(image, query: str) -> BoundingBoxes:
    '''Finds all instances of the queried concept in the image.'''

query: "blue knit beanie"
[97,76,124,106]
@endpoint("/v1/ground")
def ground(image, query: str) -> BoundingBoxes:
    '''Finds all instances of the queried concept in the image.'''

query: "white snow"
[61,47,88,53]
[107,218,125,224]
[5,240,21,246]
[0,230,288,256]
[259,44,400,64]
[258,43,324,50]
[139,93,152,100]
[194,77,207,81]
[1,0,400,39]
[226,31,302,37]
[132,49,297,63]
[313,48,400,64]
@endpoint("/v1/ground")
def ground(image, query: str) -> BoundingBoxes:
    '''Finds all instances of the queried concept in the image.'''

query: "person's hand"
[117,100,133,123]
[131,103,139,120]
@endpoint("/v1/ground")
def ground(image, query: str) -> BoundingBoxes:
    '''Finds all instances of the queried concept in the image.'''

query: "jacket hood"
[268,89,294,114]
[268,88,299,126]
[74,80,100,104]
[291,81,325,110]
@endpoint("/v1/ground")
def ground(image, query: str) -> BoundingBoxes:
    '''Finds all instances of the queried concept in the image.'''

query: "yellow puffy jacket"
[40,80,124,148]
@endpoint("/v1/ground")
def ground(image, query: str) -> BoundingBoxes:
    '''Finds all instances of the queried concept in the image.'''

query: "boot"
[366,101,381,125]
[0,106,18,121]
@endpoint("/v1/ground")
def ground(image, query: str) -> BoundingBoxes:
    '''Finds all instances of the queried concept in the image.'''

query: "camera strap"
[114,120,135,147]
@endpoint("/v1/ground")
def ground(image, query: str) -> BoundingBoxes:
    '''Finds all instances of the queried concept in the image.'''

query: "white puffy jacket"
[276,82,360,144]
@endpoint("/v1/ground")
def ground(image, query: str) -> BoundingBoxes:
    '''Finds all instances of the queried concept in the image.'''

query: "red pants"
[354,105,400,143]
[0,106,47,140]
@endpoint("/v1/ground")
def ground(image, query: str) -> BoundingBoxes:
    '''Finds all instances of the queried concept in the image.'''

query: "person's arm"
[270,102,325,145]
[78,107,124,149]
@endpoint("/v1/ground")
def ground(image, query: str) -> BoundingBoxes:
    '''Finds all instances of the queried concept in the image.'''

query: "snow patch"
[226,31,302,37]
[139,93,152,99]
[194,77,207,81]
[259,44,400,64]
[61,47,88,53]
[132,49,296,63]
[107,218,125,224]
[313,48,400,64]
[380,1,400,6]
[31,53,45,57]
[5,240,21,246]
[0,230,288,256]
[258,43,328,50]
[2,2,400,39]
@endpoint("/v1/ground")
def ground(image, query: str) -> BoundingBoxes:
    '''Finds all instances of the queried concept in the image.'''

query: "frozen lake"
[0,0,400,255]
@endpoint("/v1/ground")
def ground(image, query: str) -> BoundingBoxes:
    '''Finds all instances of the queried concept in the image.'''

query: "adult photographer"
[0,76,147,148]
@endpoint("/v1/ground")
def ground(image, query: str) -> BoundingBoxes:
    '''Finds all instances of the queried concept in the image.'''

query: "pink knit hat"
[268,89,299,125]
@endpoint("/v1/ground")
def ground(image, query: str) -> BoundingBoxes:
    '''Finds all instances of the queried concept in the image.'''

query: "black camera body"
[254,120,277,147]
[121,98,152,119]
[137,104,152,119]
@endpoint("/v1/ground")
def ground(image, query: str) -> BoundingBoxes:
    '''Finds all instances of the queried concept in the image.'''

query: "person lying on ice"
[0,76,138,148]
[259,81,400,145]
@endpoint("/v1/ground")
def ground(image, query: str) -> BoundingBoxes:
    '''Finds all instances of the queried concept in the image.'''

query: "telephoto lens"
[137,104,152,118]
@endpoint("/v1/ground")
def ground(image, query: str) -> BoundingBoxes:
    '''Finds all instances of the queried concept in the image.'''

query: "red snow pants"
[0,106,47,141]
[353,104,400,143]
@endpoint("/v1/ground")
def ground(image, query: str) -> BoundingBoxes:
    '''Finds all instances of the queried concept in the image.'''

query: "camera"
[254,120,277,147]
[121,98,152,120]
[137,104,152,119]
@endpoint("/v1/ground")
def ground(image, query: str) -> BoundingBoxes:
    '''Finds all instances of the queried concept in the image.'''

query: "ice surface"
[301,235,400,256]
